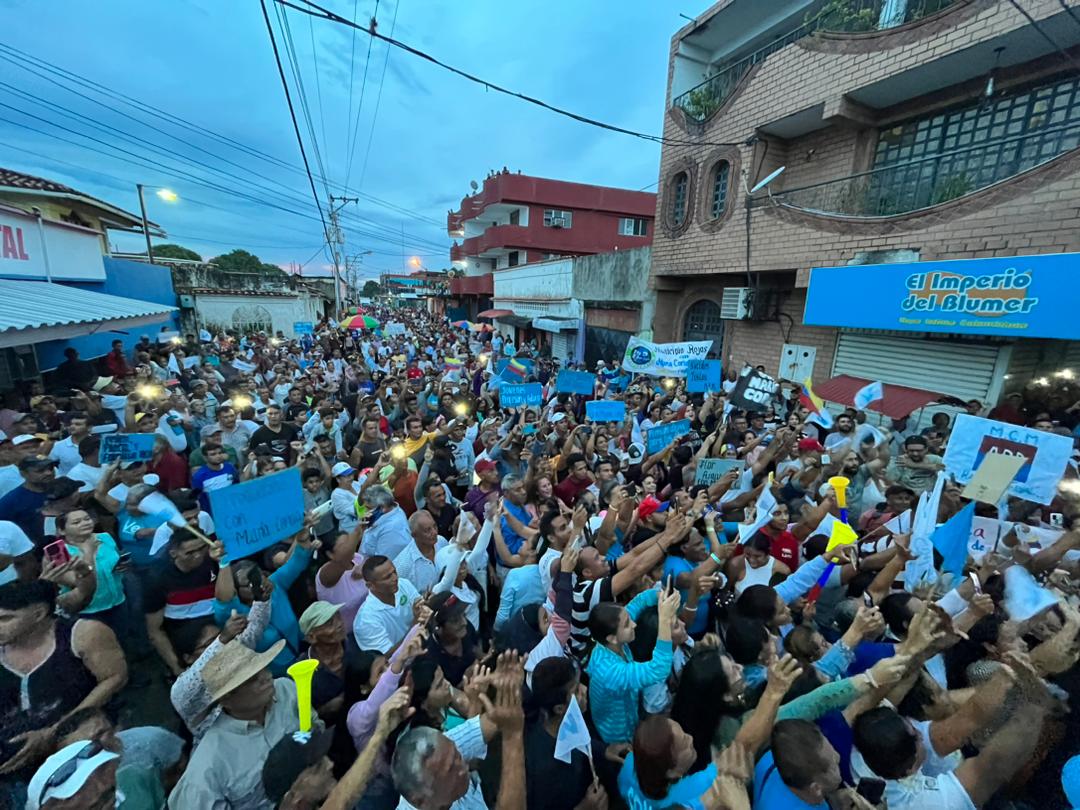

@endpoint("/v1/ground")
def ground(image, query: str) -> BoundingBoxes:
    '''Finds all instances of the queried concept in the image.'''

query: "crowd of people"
[0,304,1079,810]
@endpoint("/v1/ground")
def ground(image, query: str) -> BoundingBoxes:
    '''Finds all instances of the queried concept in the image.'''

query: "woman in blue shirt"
[57,509,126,637]
[213,532,315,675]
[585,585,681,744]
[117,484,169,567]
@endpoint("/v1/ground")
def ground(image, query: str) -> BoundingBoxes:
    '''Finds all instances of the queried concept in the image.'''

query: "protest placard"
[556,370,596,395]
[694,458,745,487]
[585,400,626,422]
[621,336,712,377]
[647,419,691,453]
[209,467,306,559]
[100,433,156,464]
[686,359,722,393]
[967,516,1004,563]
[729,366,779,412]
[182,356,200,369]
[385,322,406,336]
[231,359,257,373]
[961,452,1026,504]
[942,414,1073,504]
[293,322,314,335]
[500,383,543,409]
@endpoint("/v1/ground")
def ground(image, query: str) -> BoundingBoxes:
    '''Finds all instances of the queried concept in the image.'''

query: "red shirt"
[149,449,190,492]
[554,475,593,508]
[407,367,423,380]
[759,525,801,571]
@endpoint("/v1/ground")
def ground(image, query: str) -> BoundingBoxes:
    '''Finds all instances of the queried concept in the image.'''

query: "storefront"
[803,252,1080,418]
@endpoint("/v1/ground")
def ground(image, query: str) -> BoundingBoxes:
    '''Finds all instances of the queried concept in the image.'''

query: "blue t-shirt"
[662,555,707,636]
[499,501,531,560]
[618,753,716,810]
[753,750,827,809]
[191,463,237,513]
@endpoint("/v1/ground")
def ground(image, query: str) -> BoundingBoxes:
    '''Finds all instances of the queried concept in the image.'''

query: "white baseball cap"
[331,461,356,477]
[27,740,119,810]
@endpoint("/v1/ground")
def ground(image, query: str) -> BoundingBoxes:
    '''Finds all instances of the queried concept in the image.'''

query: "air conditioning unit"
[550,217,567,228]
[720,287,751,320]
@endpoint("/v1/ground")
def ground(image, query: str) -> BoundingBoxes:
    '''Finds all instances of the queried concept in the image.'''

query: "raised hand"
[220,609,249,644]
[764,654,803,700]
[376,686,415,734]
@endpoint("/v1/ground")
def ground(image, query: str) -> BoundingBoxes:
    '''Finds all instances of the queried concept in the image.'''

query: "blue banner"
[695,458,745,487]
[687,359,722,393]
[293,321,314,335]
[100,433,156,463]
[804,253,1080,339]
[556,370,596,395]
[500,383,543,408]
[586,400,626,422]
[209,467,307,559]
[647,418,691,453]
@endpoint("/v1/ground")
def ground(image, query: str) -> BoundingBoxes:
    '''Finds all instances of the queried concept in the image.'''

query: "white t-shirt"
[352,579,421,653]
[332,486,360,533]
[68,463,105,493]
[0,520,34,585]
[48,436,83,477]
[150,512,217,557]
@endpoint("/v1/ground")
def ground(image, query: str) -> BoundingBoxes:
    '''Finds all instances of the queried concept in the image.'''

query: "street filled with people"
[1,305,1079,810]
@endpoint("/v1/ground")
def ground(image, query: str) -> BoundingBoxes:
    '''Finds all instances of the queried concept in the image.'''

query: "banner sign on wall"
[804,253,1080,339]
[942,414,1073,504]
[621,336,713,377]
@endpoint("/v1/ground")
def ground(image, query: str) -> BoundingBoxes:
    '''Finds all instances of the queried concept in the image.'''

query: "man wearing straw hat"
[168,637,322,809]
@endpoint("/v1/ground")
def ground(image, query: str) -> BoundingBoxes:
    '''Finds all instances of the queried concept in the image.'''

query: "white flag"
[738,482,778,543]
[167,354,180,374]
[1004,566,1058,622]
[905,472,945,590]
[853,381,884,411]
[554,695,592,764]
[883,509,912,535]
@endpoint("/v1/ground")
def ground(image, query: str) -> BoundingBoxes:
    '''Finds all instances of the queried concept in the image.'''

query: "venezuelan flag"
[444,358,463,371]
[506,358,527,379]
[799,377,834,428]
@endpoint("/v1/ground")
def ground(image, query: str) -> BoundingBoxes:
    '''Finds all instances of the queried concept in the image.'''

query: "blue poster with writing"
[209,467,307,559]
[555,370,596,395]
[646,419,691,453]
[100,433,156,463]
[500,383,543,408]
[686,359,722,393]
[586,400,626,422]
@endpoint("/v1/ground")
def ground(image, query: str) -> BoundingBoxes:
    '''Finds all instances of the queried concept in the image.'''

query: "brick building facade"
[650,0,1080,408]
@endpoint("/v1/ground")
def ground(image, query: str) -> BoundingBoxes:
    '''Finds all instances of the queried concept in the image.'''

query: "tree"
[361,280,382,297]
[149,243,202,261]
[211,249,285,276]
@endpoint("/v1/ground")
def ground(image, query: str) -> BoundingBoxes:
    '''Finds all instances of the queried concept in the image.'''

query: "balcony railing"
[672,0,961,122]
[766,123,1080,217]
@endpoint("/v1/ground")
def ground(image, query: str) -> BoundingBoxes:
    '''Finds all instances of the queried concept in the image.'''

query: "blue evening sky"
[0,0,710,279]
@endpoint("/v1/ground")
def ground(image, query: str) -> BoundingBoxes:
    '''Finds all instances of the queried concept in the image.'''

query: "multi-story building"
[651,0,1080,414]
[446,172,656,327]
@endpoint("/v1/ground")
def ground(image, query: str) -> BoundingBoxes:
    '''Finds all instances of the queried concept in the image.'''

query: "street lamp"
[743,165,785,288]
[136,184,178,264]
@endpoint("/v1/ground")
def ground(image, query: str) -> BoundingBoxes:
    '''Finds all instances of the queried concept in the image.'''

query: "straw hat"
[202,638,286,702]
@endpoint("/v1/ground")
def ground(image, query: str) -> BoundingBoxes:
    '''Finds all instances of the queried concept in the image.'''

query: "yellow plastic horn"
[828,476,850,509]
[287,659,320,733]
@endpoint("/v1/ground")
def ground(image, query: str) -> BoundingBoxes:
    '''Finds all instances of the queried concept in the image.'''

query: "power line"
[307,11,330,164]
[277,0,742,150]
[344,0,379,189]
[356,0,398,191]
[0,40,444,227]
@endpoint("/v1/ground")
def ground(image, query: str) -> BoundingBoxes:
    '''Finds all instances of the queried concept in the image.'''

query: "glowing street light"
[156,188,179,203]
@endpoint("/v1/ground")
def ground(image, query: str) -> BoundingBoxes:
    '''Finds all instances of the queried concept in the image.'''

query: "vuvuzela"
[287,659,320,733]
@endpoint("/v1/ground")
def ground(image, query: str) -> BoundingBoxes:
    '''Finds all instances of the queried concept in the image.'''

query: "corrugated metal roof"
[0,279,177,337]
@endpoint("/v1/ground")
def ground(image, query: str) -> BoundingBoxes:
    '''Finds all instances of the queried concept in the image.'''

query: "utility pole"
[327,195,358,317]
[136,183,155,264]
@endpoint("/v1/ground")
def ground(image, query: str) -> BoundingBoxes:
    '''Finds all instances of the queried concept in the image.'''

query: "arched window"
[711,161,731,218]
[232,305,273,335]
[671,172,689,226]
[683,299,724,357]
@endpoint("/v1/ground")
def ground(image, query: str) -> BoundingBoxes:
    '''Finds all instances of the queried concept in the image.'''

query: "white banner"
[942,415,1073,505]
[621,336,712,377]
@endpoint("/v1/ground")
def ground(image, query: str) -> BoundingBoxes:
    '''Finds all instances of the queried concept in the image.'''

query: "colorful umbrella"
[450,320,470,328]
[341,314,379,330]
[470,323,494,332]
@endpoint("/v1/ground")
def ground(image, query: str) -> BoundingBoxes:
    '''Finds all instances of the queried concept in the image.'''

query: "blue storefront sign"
[804,253,1080,340]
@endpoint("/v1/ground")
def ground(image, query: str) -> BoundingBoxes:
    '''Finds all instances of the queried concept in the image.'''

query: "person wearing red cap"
[463,459,500,521]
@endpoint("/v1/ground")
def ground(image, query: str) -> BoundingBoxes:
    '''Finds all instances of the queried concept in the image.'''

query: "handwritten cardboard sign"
[695,458,745,487]
[100,433,156,464]
[687,359,722,393]
[961,452,1026,504]
[208,467,306,559]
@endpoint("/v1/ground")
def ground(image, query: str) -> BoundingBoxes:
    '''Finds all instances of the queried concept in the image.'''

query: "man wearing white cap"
[26,739,122,809]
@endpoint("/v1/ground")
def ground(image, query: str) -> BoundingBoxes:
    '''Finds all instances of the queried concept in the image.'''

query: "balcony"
[765,123,1080,218]
[672,0,963,123]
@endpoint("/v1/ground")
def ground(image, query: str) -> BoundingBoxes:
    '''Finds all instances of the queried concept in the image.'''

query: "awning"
[494,314,533,328]
[533,316,580,333]
[477,308,513,319]
[0,279,178,349]
[814,374,956,420]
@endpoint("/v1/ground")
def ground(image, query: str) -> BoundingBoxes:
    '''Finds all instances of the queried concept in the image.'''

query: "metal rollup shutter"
[832,333,1003,402]
[551,331,574,362]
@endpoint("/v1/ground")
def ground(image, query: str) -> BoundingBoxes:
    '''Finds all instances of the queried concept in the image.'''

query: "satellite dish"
[750,166,785,194]
[470,180,479,192]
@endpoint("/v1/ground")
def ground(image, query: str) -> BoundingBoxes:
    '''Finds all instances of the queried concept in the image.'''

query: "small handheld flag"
[554,695,592,765]
[854,380,885,411]
[799,378,834,429]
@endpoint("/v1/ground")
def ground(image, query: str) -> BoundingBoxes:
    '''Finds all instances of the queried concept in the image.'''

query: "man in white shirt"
[353,556,421,653]
[393,510,447,593]
[0,519,34,584]
[0,434,44,499]
[359,485,412,560]
[48,412,91,476]
[67,436,106,493]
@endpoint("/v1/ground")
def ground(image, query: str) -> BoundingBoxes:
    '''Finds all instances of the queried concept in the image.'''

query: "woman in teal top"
[58,508,127,634]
